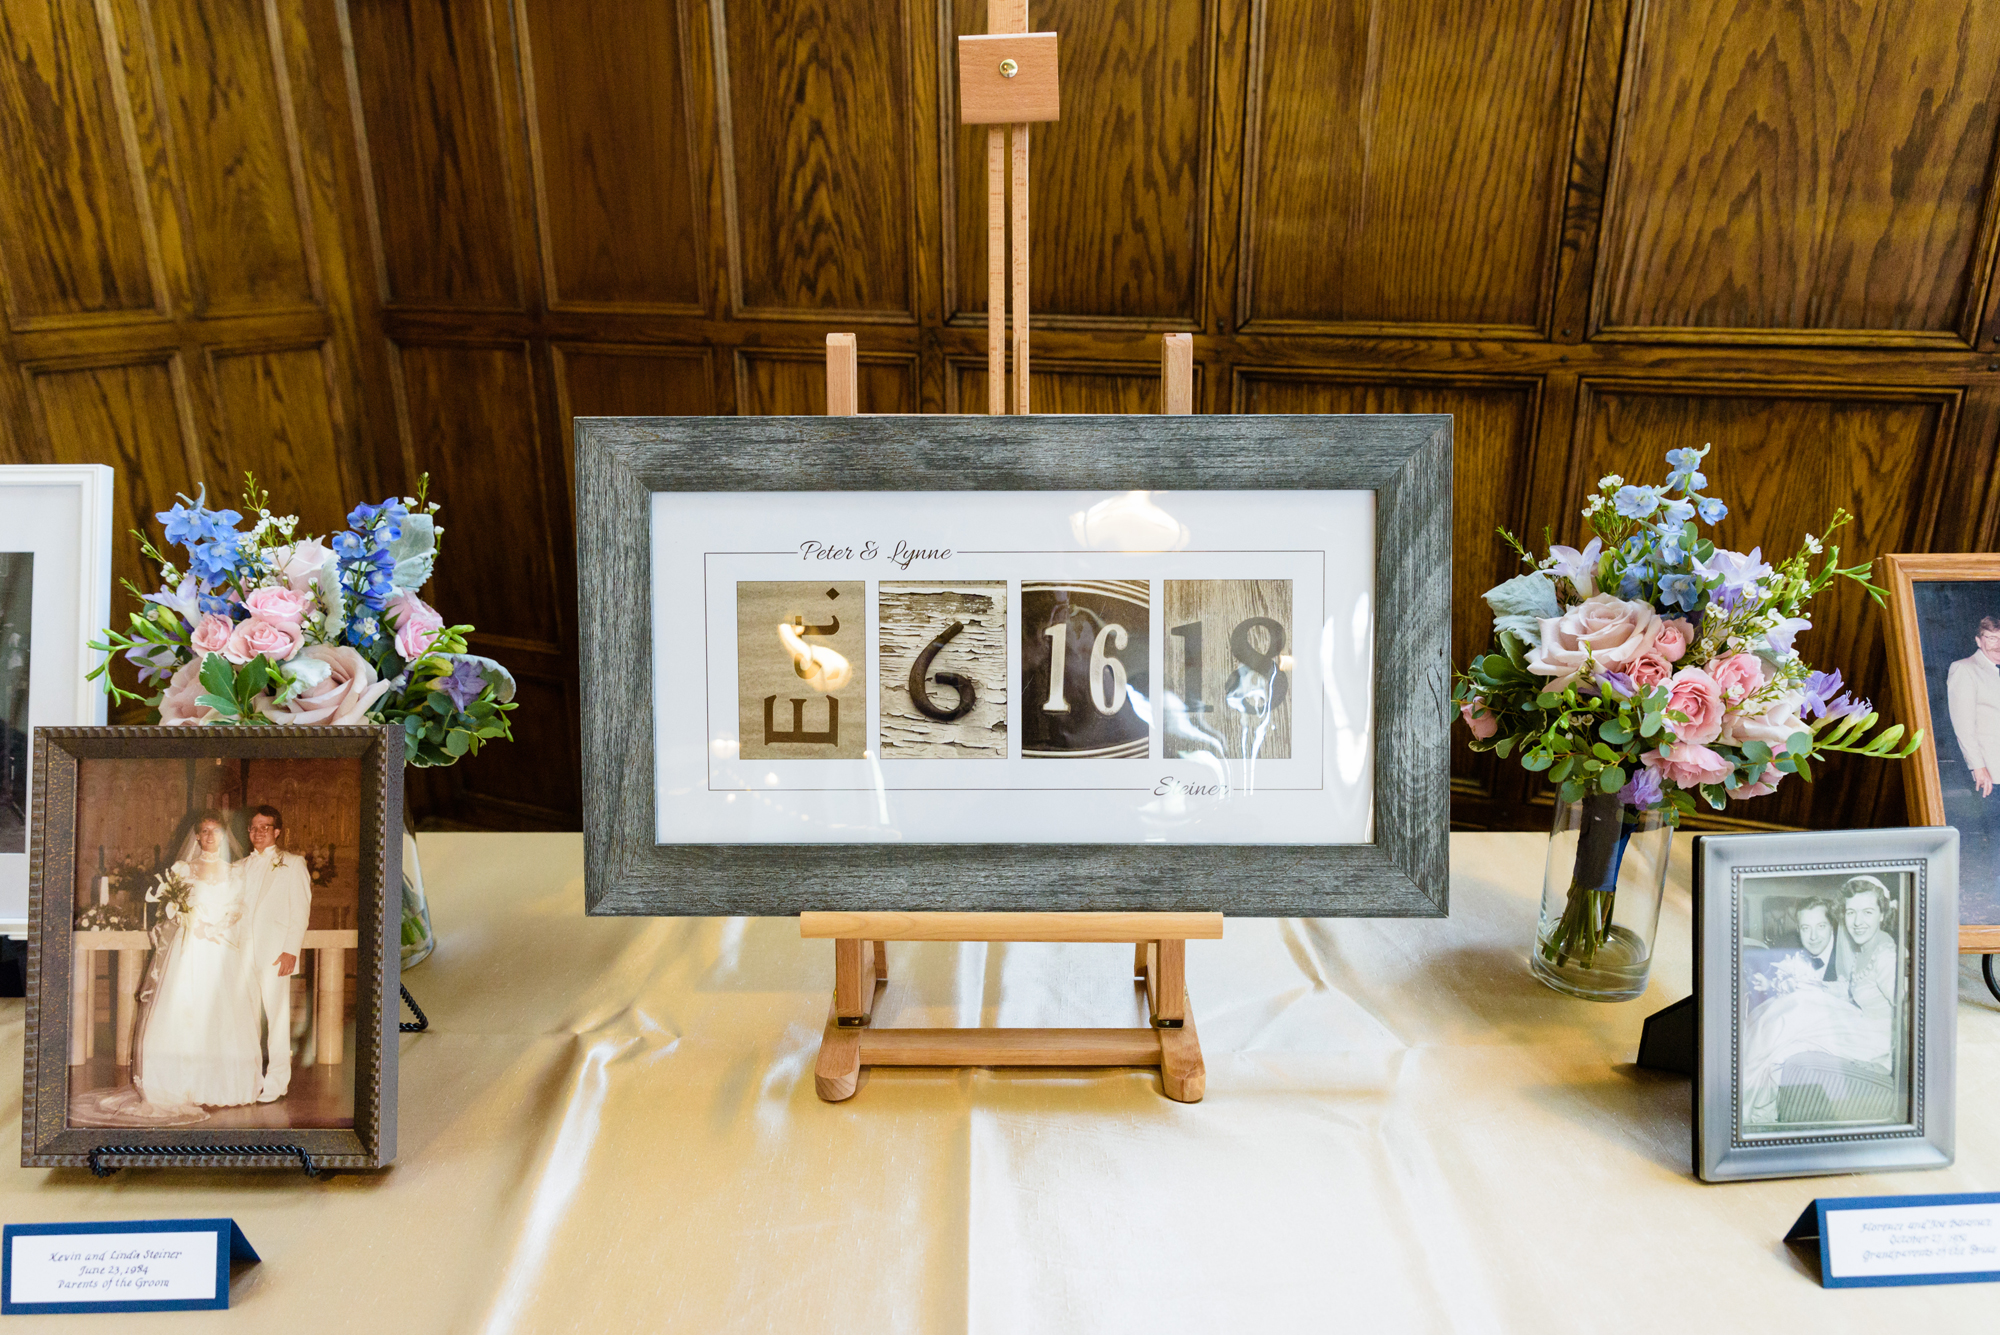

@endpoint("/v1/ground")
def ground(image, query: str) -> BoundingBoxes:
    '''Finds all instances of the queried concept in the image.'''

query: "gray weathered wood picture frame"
[577,414,1450,918]
[23,726,401,1171]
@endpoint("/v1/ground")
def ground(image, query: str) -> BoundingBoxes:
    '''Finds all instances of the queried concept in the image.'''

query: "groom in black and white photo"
[240,805,313,1103]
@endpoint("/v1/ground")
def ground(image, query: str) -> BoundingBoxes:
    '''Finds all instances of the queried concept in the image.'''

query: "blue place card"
[1787,1194,2000,1288]
[1,1219,258,1314]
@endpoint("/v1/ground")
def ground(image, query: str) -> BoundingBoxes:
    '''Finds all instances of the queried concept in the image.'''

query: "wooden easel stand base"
[805,912,1221,1104]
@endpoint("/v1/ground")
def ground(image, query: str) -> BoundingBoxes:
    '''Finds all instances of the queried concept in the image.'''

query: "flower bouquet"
[88,474,517,964]
[1454,445,1921,997]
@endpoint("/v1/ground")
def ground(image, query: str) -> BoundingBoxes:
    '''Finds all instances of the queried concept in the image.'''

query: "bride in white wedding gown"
[131,814,263,1111]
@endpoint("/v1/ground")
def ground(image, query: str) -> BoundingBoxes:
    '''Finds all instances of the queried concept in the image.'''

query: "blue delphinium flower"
[1653,525,1688,567]
[1696,496,1728,525]
[1659,498,1695,528]
[1618,562,1655,600]
[1664,447,1708,494]
[1614,485,1661,519]
[1658,571,1701,611]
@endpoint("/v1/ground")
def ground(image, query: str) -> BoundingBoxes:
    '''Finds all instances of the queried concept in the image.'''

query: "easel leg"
[816,1003,862,1102]
[1158,1007,1205,1103]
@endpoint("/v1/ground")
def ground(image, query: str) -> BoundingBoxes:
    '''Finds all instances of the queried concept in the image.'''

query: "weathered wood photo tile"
[736,581,867,760]
[1164,579,1293,760]
[879,582,1008,759]
[1021,580,1151,759]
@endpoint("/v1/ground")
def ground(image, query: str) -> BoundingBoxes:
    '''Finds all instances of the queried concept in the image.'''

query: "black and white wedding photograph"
[62,754,365,1130]
[0,552,29,855]
[1736,869,1913,1134]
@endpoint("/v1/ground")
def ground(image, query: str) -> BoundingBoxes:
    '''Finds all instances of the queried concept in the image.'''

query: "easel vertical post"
[825,333,858,416]
[1160,332,1193,414]
[986,128,1006,415]
[1011,121,1030,414]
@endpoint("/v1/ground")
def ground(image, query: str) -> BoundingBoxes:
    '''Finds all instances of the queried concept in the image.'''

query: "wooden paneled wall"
[3,0,1997,833]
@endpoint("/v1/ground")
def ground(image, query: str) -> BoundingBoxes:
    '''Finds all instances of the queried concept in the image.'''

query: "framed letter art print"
[576,414,1451,917]
[1882,553,2000,950]
[23,726,401,1171]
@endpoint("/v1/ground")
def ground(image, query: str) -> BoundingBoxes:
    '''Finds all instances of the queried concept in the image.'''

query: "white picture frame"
[0,465,114,934]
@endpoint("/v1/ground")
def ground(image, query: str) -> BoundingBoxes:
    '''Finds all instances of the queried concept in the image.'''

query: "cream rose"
[1526,594,1663,692]
[278,538,334,594]
[258,645,393,725]
[1717,688,1808,753]
[159,660,218,726]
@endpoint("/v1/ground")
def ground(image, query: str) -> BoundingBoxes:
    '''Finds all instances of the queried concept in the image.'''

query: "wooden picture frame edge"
[21,725,403,1170]
[1881,552,2000,952]
[575,413,1452,918]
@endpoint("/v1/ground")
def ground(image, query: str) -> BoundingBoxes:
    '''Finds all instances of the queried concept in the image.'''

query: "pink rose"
[1460,698,1499,740]
[1526,594,1663,692]
[1650,618,1692,664]
[1629,651,1674,689]
[1641,741,1733,789]
[1729,763,1783,801]
[258,645,394,725]
[222,615,303,666]
[189,613,235,659]
[278,538,333,594]
[159,660,218,726]
[1708,653,1762,706]
[1662,667,1724,744]
[387,590,444,661]
[243,585,313,629]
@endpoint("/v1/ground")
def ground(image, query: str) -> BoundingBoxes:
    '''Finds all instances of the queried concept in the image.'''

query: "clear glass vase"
[1529,791,1673,1001]
[400,796,435,969]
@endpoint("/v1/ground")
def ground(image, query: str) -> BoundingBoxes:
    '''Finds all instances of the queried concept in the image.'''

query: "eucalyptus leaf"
[1599,765,1625,794]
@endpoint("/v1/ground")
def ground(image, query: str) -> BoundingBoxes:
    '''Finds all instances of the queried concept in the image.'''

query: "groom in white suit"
[241,805,313,1103]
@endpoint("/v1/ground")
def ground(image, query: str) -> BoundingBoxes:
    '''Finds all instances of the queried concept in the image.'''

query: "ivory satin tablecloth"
[2,831,1997,1332]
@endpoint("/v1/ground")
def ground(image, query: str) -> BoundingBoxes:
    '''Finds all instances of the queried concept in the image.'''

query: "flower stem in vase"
[1544,789,1628,968]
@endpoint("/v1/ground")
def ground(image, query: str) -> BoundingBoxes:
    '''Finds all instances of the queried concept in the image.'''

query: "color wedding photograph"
[64,754,365,1130]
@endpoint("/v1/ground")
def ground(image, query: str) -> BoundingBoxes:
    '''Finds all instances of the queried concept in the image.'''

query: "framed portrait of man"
[1883,553,2000,951]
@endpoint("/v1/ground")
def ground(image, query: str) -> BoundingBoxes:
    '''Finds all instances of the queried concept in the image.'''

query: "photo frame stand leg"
[804,912,1222,1104]
[1635,994,1695,1075]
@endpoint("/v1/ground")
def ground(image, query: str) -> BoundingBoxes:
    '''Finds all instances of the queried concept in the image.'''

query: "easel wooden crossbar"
[805,913,1221,1103]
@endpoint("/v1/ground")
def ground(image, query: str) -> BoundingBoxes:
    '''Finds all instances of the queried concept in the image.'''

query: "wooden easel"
[810,4,1215,1103]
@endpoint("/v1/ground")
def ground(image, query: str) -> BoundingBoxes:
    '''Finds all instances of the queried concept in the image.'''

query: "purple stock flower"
[1599,670,1636,699]
[437,659,487,711]
[1765,616,1811,656]
[1802,670,1843,715]
[1620,766,1665,810]
[1694,546,1771,599]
